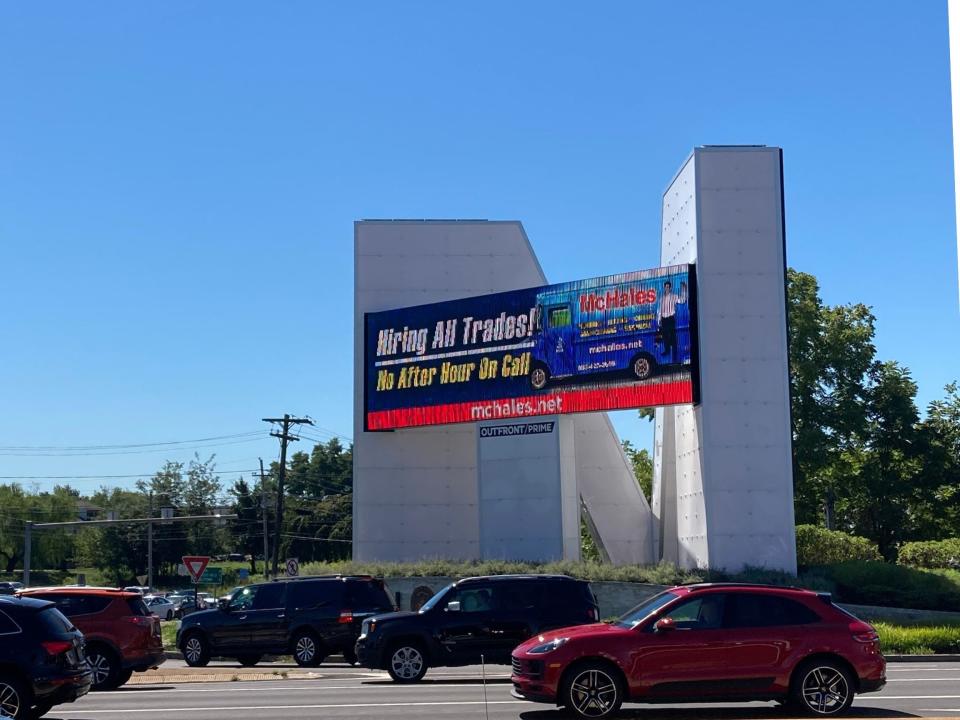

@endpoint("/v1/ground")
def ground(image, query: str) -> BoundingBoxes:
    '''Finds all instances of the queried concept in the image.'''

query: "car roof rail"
[270,574,376,583]
[680,582,811,592]
[457,574,574,584]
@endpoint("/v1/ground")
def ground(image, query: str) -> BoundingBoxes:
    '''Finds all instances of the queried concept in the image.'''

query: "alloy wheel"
[634,357,651,379]
[801,666,851,715]
[88,651,113,686]
[569,668,619,718]
[391,646,423,680]
[184,638,204,665]
[0,681,21,719]
[295,636,317,664]
[531,367,548,390]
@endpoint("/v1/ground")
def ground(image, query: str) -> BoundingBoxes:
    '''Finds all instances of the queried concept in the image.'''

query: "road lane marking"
[887,678,960,682]
[64,700,528,713]
[859,695,960,700]
[97,682,511,695]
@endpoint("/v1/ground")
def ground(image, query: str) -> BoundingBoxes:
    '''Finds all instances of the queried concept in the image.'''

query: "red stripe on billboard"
[366,380,693,430]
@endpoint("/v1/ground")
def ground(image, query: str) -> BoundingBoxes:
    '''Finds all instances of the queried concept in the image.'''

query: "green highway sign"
[199,566,222,584]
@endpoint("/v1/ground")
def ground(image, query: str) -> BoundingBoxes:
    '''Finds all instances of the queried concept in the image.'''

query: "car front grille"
[512,657,543,678]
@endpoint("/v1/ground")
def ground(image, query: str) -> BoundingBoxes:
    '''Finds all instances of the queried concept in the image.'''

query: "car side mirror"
[654,617,676,633]
[218,598,230,611]
[446,601,461,613]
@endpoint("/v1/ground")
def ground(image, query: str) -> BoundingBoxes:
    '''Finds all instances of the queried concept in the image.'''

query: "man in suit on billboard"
[656,280,687,363]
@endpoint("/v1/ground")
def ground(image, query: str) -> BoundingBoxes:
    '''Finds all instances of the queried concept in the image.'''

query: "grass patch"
[875,622,960,654]
[814,561,960,611]
[160,620,179,650]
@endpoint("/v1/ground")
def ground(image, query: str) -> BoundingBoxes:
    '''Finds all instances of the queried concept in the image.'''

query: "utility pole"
[24,522,32,587]
[147,491,154,590]
[258,458,270,579]
[262,414,313,578]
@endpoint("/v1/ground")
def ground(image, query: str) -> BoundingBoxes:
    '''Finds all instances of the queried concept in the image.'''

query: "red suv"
[511,583,885,719]
[19,588,165,690]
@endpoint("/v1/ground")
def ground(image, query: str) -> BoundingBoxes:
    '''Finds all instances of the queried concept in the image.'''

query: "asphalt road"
[42,661,960,720]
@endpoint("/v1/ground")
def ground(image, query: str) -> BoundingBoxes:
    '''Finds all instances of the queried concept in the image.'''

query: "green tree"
[622,441,653,503]
[787,269,876,525]
[230,477,262,573]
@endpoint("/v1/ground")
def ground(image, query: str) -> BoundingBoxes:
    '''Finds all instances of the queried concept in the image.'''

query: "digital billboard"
[364,264,699,430]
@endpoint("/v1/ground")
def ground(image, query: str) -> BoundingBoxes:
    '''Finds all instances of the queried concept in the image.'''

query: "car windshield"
[613,590,679,629]
[418,584,453,614]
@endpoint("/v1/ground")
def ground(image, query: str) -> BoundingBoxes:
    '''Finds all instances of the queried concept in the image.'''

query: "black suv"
[355,574,599,682]
[0,595,93,719]
[177,575,395,667]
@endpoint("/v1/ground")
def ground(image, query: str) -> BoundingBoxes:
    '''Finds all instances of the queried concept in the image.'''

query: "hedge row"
[875,622,960,654]
[898,538,960,569]
[795,524,882,565]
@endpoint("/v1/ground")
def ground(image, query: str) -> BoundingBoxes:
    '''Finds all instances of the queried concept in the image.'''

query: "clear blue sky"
[1,1,956,493]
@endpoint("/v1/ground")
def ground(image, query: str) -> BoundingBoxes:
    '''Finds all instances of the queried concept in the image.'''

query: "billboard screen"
[364,264,699,430]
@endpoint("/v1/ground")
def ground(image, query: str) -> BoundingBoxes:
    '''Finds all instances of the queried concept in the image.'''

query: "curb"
[885,654,960,662]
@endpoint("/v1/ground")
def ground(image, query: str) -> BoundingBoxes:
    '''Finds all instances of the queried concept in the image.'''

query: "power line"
[0,431,265,452]
[0,436,270,458]
[0,469,261,480]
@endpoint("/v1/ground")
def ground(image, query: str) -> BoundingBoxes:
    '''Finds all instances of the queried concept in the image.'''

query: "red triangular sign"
[182,555,210,583]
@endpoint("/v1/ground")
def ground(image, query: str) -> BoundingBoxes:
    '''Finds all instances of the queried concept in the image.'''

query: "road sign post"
[182,556,210,611]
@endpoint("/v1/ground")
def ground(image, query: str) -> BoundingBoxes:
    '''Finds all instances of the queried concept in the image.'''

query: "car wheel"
[182,633,211,667]
[86,645,120,690]
[632,354,655,381]
[237,654,263,667]
[165,610,174,620]
[292,631,323,667]
[792,660,855,716]
[386,643,428,683]
[0,675,28,720]
[530,364,550,390]
[113,669,133,689]
[562,661,624,719]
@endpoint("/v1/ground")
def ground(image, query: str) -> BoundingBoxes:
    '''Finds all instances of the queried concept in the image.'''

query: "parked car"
[172,594,205,618]
[0,595,93,719]
[356,574,599,683]
[122,586,151,595]
[510,583,887,719]
[144,595,176,620]
[0,581,24,595]
[18,587,165,690]
[177,575,395,668]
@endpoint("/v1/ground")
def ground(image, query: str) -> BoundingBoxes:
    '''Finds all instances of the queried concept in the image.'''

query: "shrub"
[795,525,882,566]
[874,622,960,654]
[297,559,705,585]
[898,538,960,569]
[824,560,960,611]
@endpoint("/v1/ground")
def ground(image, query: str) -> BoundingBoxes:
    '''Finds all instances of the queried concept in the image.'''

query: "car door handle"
[237,615,247,620]
[277,613,285,618]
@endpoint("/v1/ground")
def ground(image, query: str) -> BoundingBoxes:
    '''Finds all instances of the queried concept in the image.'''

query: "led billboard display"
[364,264,699,430]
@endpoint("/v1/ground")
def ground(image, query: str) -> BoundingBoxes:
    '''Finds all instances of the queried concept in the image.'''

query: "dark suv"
[511,583,886,718]
[0,595,93,719]
[356,574,599,682]
[177,575,395,667]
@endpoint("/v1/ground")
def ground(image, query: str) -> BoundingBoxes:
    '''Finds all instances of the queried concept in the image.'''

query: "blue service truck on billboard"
[364,264,698,430]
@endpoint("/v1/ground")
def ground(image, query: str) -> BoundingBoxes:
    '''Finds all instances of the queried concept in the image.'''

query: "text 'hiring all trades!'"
[374,310,535,391]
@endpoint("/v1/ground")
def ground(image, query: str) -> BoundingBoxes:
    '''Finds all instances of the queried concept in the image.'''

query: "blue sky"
[1,1,956,493]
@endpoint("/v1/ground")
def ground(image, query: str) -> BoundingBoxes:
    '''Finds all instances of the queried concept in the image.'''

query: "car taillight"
[338,610,353,624]
[588,607,598,621]
[126,615,153,626]
[849,621,879,643]
[41,641,72,656]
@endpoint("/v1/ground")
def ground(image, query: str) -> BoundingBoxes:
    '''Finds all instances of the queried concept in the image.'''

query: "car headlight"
[527,637,569,654]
